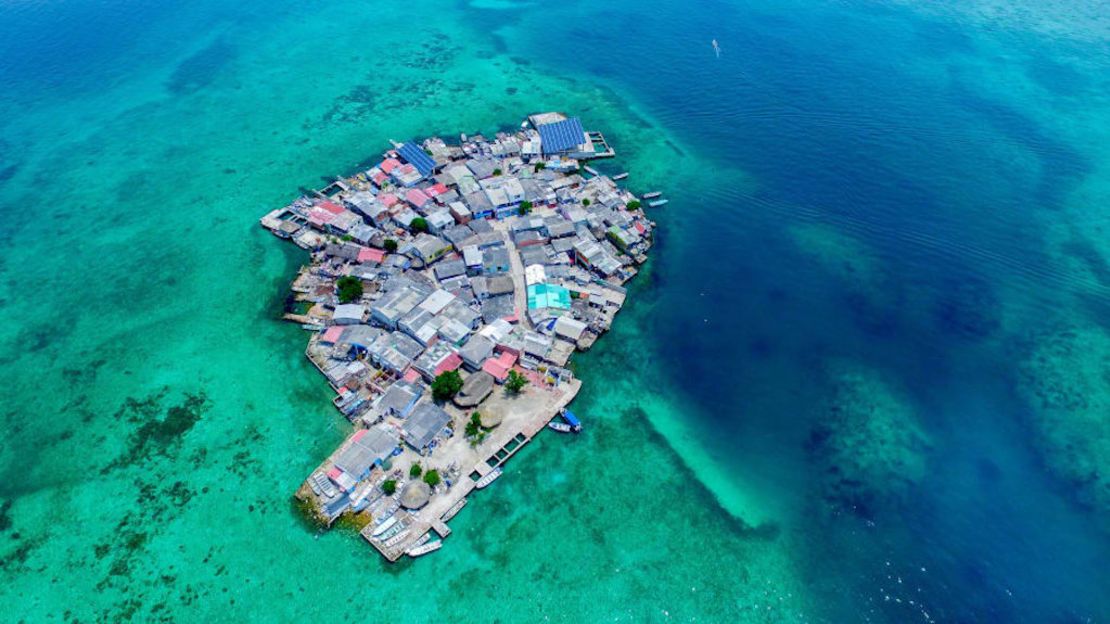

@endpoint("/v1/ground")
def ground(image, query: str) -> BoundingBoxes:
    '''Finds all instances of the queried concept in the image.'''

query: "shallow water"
[1,0,1109,621]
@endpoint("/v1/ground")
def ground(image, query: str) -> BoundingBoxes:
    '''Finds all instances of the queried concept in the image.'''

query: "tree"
[384,238,398,252]
[464,412,482,438]
[626,200,641,211]
[517,200,532,216]
[409,463,422,478]
[505,370,529,394]
[336,275,363,303]
[431,369,464,401]
[492,168,503,176]
[533,162,546,172]
[409,217,428,233]
[581,198,591,206]
[382,479,397,496]
[423,469,441,488]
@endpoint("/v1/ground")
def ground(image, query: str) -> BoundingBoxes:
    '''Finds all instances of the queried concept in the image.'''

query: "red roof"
[321,326,345,344]
[318,200,345,215]
[434,352,463,376]
[358,248,386,263]
[327,467,342,480]
[379,193,399,207]
[426,182,449,197]
[406,188,430,207]
[380,158,401,173]
[371,170,388,185]
[482,350,517,381]
[351,429,367,442]
[308,206,336,223]
[402,367,421,383]
[634,221,646,234]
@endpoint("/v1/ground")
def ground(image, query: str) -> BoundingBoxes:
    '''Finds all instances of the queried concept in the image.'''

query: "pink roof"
[358,248,386,263]
[482,351,517,381]
[308,206,336,223]
[318,200,345,215]
[634,222,646,234]
[321,326,345,344]
[379,193,399,207]
[371,170,388,185]
[352,429,367,442]
[406,188,430,207]
[434,353,463,376]
[403,367,421,383]
[426,182,449,197]
[327,467,342,480]
[380,158,401,173]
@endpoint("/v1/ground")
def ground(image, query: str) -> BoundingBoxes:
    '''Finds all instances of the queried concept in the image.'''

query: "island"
[260,113,656,561]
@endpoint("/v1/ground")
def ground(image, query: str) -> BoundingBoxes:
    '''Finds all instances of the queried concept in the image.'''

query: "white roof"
[334,304,366,320]
[554,316,588,341]
[419,289,455,315]
[525,264,546,285]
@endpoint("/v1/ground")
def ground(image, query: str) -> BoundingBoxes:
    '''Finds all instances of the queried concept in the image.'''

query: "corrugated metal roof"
[538,117,586,155]
[398,142,435,177]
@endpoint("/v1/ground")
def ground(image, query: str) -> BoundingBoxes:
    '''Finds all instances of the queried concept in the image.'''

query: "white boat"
[548,422,574,433]
[642,191,662,199]
[441,498,467,522]
[475,467,502,489]
[408,540,443,557]
[648,199,669,207]
[371,515,397,537]
[612,172,629,180]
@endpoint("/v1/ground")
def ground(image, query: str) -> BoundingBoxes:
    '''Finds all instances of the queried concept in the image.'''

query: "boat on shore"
[407,540,442,557]
[371,515,397,537]
[475,467,502,489]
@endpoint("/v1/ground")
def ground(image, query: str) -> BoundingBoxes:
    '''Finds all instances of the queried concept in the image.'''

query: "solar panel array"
[398,142,436,177]
[538,117,586,155]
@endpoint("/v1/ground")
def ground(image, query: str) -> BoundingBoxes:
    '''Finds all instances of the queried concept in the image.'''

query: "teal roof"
[527,283,571,310]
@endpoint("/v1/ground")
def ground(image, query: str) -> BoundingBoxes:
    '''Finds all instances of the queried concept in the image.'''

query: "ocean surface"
[2,0,1109,621]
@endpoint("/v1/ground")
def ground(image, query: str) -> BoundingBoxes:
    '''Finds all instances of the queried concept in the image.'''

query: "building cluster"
[262,113,654,531]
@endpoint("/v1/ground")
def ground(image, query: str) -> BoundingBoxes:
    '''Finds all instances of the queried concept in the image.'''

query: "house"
[434,259,467,282]
[448,201,472,224]
[370,283,428,329]
[482,247,511,276]
[398,308,439,346]
[537,117,592,157]
[333,304,367,325]
[527,283,571,310]
[425,209,454,234]
[333,426,399,481]
[410,234,452,265]
[397,141,436,178]
[480,294,515,324]
[375,381,422,418]
[413,342,462,380]
[458,335,495,370]
[403,403,452,452]
[481,350,518,383]
[367,331,425,374]
[513,230,546,248]
[462,246,483,274]
[553,316,588,343]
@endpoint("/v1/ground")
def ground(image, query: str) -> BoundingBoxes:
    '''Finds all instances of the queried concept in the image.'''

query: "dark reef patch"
[934,274,1001,339]
[166,38,237,95]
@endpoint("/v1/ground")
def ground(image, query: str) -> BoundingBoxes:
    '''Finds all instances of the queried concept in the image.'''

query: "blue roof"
[398,142,436,177]
[538,117,586,155]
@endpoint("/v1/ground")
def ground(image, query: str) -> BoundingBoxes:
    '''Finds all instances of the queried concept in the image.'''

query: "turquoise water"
[2,0,1109,621]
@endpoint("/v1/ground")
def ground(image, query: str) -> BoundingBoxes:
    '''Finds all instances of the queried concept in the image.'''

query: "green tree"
[423,469,441,488]
[492,168,502,176]
[626,200,641,211]
[336,275,364,303]
[384,238,398,252]
[505,370,529,394]
[517,200,533,216]
[431,369,464,401]
[581,198,591,206]
[409,217,428,233]
[409,463,422,478]
[464,412,482,438]
[533,162,546,172]
[382,479,397,496]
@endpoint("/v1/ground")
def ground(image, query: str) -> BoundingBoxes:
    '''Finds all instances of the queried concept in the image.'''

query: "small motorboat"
[408,540,443,557]
[548,421,574,433]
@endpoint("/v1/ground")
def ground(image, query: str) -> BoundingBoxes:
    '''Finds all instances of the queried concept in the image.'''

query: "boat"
[642,191,662,199]
[584,165,600,176]
[407,540,443,558]
[548,421,574,433]
[612,172,629,180]
[560,408,583,432]
[441,498,467,522]
[475,467,502,489]
[301,323,324,331]
[371,515,397,537]
[648,199,669,207]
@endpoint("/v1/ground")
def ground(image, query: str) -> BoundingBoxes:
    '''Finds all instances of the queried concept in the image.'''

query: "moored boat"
[371,515,397,537]
[642,191,662,199]
[548,421,574,433]
[407,540,443,557]
[475,467,502,489]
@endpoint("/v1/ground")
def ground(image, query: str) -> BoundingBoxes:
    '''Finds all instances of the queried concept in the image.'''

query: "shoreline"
[261,113,657,560]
